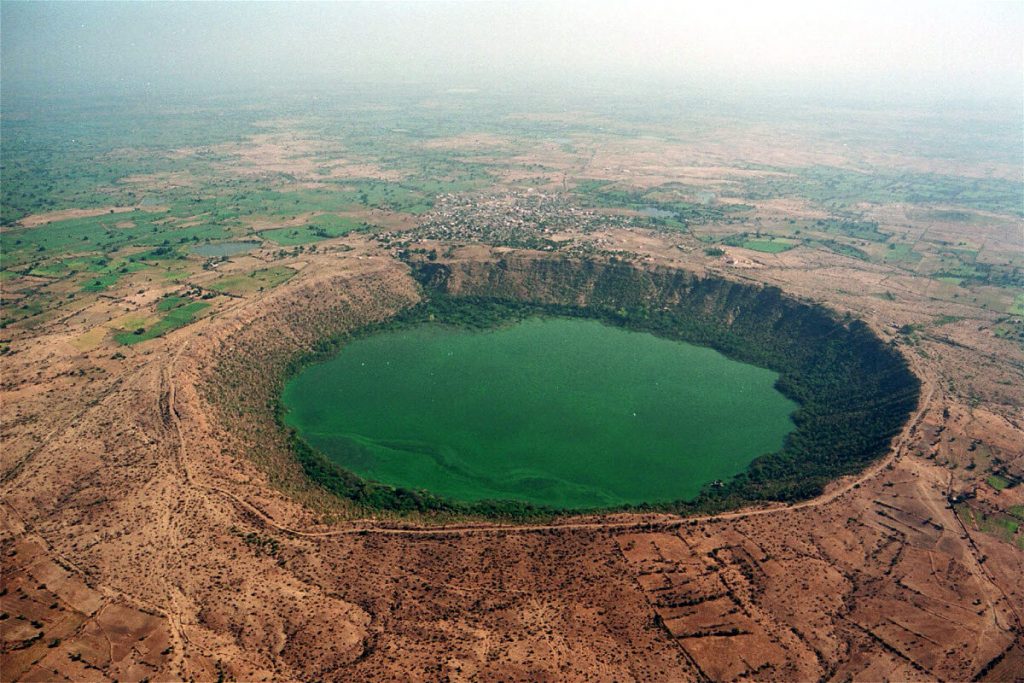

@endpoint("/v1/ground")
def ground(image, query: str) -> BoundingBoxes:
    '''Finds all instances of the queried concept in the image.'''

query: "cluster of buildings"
[378,191,639,250]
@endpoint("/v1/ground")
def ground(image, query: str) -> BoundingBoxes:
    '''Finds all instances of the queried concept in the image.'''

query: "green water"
[282,317,798,509]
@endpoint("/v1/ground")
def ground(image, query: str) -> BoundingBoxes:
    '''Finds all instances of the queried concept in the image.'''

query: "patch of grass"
[0,211,231,270]
[924,209,977,222]
[260,216,367,245]
[71,326,107,351]
[157,295,189,311]
[209,266,296,295]
[816,239,869,261]
[1,214,134,264]
[573,179,737,225]
[958,502,1021,546]
[981,515,1021,544]
[813,218,889,242]
[80,273,121,292]
[113,314,151,331]
[744,166,1024,216]
[260,228,323,246]
[128,245,182,262]
[882,242,921,263]
[114,301,209,345]
[0,298,45,328]
[161,268,191,281]
[307,214,364,234]
[741,238,797,254]
[214,185,430,219]
[938,246,979,260]
[987,474,1011,491]
[936,264,986,280]
[27,263,71,278]
[79,261,148,292]
[932,263,1022,290]
[1009,294,1024,316]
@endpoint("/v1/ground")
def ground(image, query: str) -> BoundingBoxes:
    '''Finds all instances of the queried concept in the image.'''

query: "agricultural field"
[739,237,798,253]
[208,266,296,295]
[113,299,210,345]
[260,215,367,245]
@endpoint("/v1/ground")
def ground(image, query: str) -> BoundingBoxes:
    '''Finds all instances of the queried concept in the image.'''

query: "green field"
[260,214,367,245]
[744,166,1024,216]
[988,474,1011,491]
[882,242,921,263]
[114,301,210,345]
[957,502,1023,549]
[258,227,326,246]
[282,317,797,509]
[192,241,260,257]
[813,218,889,242]
[0,212,233,269]
[80,261,148,292]
[741,238,797,253]
[209,266,295,294]
[817,239,869,261]
[573,178,744,227]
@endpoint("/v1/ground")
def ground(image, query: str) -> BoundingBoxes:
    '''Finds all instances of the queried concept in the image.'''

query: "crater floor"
[283,316,797,509]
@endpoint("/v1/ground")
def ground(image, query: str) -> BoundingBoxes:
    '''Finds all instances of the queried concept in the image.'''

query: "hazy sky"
[3,1,1022,102]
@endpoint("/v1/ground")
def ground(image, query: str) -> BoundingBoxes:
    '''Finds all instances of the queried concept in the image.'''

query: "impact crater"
[262,255,921,517]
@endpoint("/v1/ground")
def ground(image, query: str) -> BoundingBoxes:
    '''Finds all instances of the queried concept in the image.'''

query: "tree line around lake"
[276,258,920,519]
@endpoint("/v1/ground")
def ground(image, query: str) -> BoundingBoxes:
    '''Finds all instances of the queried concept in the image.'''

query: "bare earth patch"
[17,207,137,228]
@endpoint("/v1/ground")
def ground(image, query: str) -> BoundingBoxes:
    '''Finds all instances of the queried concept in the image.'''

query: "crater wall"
[208,252,921,517]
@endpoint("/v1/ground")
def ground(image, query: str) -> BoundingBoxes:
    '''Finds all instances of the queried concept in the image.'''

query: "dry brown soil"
[2,227,1022,682]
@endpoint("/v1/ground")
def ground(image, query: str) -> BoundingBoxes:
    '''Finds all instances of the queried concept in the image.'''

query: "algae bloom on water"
[282,317,798,510]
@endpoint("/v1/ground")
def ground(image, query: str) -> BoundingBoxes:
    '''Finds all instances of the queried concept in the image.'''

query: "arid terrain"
[2,93,1023,682]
